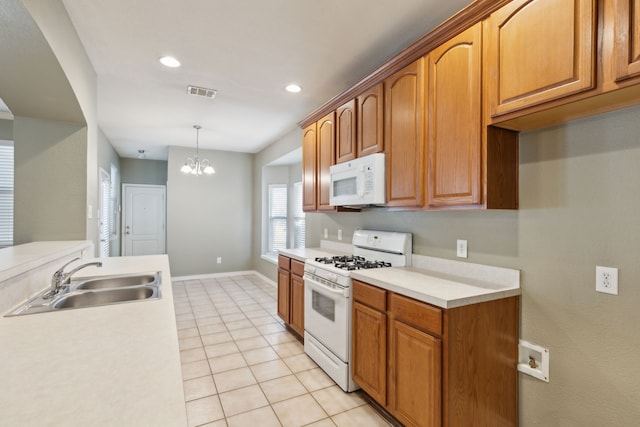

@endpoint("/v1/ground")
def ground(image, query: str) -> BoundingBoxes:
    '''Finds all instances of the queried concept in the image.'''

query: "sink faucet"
[46,257,103,298]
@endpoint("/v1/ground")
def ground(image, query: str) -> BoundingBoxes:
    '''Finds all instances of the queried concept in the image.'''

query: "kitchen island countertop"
[0,254,187,426]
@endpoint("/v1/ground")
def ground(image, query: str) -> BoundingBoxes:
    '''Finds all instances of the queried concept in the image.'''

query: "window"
[0,141,14,248]
[99,169,111,257]
[292,181,305,248]
[268,184,287,253]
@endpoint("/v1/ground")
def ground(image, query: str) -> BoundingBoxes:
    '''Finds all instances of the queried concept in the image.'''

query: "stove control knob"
[328,273,337,282]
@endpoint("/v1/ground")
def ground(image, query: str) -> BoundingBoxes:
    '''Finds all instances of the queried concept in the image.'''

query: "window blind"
[268,184,287,253]
[0,142,14,248]
[99,171,111,257]
[292,181,305,248]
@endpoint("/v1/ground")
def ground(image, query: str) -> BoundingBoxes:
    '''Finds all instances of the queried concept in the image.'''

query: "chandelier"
[181,125,215,175]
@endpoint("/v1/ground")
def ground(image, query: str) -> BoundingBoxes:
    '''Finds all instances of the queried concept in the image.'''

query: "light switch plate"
[456,239,468,258]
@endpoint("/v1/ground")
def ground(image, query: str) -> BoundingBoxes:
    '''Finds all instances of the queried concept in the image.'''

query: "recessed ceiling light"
[285,83,302,93]
[159,56,181,68]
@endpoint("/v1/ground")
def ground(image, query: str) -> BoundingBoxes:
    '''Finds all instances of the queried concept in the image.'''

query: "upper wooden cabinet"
[302,114,336,212]
[302,123,317,212]
[426,23,482,207]
[384,59,425,208]
[357,83,384,158]
[336,99,357,163]
[487,0,596,116]
[316,112,336,211]
[614,0,640,81]
[336,84,384,164]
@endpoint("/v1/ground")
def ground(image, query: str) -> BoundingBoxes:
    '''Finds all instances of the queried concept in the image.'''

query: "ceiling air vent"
[187,85,217,99]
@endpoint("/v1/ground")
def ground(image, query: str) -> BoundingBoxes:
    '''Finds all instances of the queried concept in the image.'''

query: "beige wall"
[13,117,87,243]
[1,0,105,253]
[167,146,253,276]
[23,0,100,254]
[310,105,640,425]
[252,128,299,280]
[120,158,167,186]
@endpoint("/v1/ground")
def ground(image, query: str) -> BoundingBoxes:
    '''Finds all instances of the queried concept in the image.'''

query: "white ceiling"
[59,0,471,160]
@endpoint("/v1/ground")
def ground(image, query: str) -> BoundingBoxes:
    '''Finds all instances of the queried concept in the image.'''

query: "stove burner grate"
[314,255,391,270]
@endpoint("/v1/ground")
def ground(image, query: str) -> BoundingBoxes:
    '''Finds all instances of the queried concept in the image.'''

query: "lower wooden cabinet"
[276,255,305,337]
[389,317,442,427]
[277,267,290,323]
[289,273,305,336]
[352,301,387,405]
[352,279,518,427]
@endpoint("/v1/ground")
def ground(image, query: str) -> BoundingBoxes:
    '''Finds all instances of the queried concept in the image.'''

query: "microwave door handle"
[357,166,365,197]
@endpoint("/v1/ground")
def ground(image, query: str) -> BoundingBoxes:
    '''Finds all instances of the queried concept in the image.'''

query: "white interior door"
[122,184,166,256]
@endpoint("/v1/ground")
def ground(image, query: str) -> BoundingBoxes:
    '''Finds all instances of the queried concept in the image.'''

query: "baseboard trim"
[172,270,276,287]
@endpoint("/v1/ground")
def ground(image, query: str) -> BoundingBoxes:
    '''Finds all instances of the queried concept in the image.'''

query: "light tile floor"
[173,275,392,427]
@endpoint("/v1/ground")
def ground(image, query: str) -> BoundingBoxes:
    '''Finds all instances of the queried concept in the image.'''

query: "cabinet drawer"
[389,293,442,336]
[291,259,305,276]
[278,255,291,270]
[353,280,386,311]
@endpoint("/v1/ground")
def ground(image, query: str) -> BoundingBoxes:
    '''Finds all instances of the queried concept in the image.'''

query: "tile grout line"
[174,275,389,427]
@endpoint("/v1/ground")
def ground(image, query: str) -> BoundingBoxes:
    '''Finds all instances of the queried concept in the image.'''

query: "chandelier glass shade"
[181,125,215,175]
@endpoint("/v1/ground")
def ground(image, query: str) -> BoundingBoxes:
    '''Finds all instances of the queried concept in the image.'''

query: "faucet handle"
[54,257,81,275]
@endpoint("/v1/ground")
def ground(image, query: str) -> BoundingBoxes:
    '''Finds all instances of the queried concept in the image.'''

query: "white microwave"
[329,152,386,206]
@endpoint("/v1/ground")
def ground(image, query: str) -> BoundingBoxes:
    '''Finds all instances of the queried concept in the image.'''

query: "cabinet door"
[277,268,290,323]
[488,0,596,116]
[388,318,441,427]
[336,100,357,163]
[384,59,425,207]
[357,83,384,157]
[302,123,317,212]
[289,274,305,336]
[426,23,482,207]
[317,112,336,211]
[352,301,387,405]
[615,0,640,80]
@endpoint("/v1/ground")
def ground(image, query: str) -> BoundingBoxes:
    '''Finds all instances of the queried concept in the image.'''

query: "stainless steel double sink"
[5,272,162,316]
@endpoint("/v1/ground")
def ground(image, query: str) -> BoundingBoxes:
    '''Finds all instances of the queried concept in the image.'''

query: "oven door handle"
[304,276,349,298]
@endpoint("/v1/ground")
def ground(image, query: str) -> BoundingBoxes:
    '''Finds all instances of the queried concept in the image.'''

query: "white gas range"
[303,229,412,392]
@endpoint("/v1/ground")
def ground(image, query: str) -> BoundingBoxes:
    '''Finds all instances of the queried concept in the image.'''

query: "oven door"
[303,274,350,362]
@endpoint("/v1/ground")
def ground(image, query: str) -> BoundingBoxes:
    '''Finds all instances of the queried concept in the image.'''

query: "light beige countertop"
[278,246,349,263]
[0,241,93,283]
[350,266,521,309]
[279,246,520,309]
[0,255,187,426]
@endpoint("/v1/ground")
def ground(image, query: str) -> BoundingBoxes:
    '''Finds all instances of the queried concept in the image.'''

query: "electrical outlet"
[456,239,468,258]
[338,229,343,241]
[216,257,222,264]
[323,228,328,239]
[596,266,618,295]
